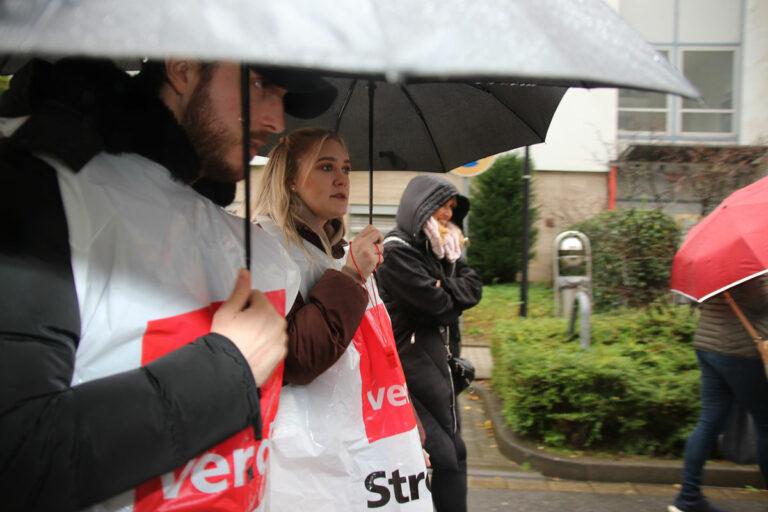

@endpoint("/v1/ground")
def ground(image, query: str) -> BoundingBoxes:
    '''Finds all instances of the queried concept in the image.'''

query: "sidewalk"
[459,345,768,510]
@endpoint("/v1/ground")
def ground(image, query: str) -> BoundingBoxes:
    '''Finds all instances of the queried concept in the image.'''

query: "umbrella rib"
[399,85,447,172]
[470,83,547,141]
[334,79,357,133]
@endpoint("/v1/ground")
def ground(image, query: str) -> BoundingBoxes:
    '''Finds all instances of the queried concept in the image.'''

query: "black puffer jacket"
[0,59,261,511]
[376,175,482,470]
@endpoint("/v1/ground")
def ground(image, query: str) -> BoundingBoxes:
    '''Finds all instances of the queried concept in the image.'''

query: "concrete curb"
[473,383,763,488]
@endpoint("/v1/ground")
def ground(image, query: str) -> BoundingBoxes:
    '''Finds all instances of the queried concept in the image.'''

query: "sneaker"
[667,499,729,512]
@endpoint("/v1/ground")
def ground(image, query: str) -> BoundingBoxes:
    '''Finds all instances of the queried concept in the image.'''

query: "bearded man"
[0,58,335,511]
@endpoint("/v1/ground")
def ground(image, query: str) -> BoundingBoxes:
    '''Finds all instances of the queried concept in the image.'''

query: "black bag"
[449,356,475,394]
[718,402,758,465]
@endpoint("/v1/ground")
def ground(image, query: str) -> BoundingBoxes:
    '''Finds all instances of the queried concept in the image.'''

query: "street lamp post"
[519,146,531,318]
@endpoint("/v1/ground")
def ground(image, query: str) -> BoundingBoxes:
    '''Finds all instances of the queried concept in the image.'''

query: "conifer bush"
[468,154,536,283]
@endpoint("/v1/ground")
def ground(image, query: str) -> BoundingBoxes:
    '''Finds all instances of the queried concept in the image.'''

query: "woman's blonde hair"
[253,127,348,254]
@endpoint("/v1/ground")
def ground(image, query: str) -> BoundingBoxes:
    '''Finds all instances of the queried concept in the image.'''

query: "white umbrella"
[0,0,699,268]
[0,0,696,97]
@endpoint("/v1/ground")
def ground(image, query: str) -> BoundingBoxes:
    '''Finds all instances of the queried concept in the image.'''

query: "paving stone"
[462,346,493,380]
[505,479,551,491]
[587,482,638,495]
[460,388,522,472]
[706,487,735,500]
[547,480,594,493]
[632,484,677,497]
[468,476,508,489]
[719,488,768,502]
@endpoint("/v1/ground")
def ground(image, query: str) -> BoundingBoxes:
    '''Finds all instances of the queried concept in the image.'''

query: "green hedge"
[571,209,680,311]
[491,304,700,456]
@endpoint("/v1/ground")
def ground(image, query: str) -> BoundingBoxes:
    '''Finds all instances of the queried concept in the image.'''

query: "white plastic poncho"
[260,218,432,511]
[48,152,300,512]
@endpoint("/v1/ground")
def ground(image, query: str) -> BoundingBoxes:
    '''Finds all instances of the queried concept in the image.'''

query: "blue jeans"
[676,350,768,507]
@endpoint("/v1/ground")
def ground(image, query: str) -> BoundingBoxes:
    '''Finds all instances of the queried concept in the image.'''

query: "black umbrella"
[275,78,567,222]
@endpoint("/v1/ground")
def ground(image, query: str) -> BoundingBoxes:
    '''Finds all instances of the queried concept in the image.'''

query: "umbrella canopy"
[276,79,566,172]
[670,175,768,302]
[0,0,696,97]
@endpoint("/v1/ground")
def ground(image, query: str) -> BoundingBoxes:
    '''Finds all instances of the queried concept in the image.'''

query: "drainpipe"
[608,165,617,210]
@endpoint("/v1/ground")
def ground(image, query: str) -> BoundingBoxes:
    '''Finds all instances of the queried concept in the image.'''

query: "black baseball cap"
[256,67,337,119]
[137,60,338,119]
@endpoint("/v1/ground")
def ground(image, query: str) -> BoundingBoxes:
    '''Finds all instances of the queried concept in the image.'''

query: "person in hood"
[0,58,336,511]
[255,128,431,510]
[376,174,483,512]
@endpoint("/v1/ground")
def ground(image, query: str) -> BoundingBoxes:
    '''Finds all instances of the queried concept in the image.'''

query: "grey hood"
[395,175,469,240]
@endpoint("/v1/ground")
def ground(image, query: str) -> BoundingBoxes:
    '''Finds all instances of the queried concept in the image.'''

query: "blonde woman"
[253,128,380,385]
[256,128,431,511]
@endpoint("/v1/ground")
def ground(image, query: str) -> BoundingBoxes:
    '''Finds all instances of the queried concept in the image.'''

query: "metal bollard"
[567,289,591,348]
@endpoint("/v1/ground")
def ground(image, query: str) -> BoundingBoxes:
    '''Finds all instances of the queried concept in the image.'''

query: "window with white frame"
[618,0,741,140]
[618,50,670,133]
[680,50,734,134]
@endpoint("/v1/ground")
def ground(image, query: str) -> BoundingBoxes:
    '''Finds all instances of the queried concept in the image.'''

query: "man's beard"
[181,82,240,183]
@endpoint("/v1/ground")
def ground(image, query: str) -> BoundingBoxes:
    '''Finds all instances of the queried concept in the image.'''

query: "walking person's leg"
[430,436,467,512]
[431,402,468,512]
[672,351,733,512]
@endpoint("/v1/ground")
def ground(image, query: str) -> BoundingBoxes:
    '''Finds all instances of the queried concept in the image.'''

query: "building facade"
[235,0,767,284]
[514,0,767,281]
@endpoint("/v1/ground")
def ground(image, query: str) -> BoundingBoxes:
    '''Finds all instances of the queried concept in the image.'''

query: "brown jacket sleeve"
[283,269,368,385]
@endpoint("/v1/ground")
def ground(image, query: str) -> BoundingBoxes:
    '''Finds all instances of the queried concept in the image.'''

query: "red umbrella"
[670,175,768,302]
[670,176,768,375]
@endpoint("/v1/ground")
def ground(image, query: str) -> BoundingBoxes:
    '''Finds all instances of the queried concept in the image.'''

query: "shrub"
[491,303,699,456]
[468,154,537,283]
[571,208,680,311]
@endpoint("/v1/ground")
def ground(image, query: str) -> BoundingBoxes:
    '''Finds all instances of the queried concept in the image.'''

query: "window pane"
[619,89,667,109]
[620,0,675,43]
[618,111,666,132]
[682,112,732,133]
[618,51,668,108]
[682,51,733,109]
[679,0,740,43]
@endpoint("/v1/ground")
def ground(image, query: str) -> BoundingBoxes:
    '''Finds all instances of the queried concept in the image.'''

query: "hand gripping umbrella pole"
[723,291,768,378]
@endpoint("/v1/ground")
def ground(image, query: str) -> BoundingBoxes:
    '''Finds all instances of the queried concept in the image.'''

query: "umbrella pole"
[240,64,252,271]
[519,146,531,317]
[724,291,768,377]
[368,81,376,225]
